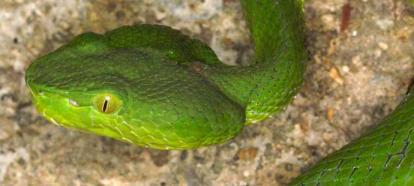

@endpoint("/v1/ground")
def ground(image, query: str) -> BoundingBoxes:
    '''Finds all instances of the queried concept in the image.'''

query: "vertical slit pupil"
[102,99,109,112]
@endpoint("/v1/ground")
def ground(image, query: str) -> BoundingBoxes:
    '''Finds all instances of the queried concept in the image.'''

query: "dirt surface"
[0,0,413,185]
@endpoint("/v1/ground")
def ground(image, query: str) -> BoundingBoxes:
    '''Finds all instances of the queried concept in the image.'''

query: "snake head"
[25,28,245,150]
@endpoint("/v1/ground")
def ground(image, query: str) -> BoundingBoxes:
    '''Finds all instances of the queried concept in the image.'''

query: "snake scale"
[25,0,414,185]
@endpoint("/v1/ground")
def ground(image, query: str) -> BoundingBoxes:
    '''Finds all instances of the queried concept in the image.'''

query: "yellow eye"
[93,94,121,114]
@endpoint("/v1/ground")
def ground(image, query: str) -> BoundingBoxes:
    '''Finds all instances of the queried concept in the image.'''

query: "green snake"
[24,0,414,185]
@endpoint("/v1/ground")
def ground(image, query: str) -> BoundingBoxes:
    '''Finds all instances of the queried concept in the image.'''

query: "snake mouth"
[26,80,91,127]
[27,79,129,140]
[29,87,116,135]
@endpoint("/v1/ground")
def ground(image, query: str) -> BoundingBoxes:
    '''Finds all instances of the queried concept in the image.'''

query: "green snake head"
[25,0,307,150]
[26,32,245,150]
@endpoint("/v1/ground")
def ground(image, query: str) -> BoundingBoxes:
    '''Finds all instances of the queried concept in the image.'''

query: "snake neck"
[204,0,307,123]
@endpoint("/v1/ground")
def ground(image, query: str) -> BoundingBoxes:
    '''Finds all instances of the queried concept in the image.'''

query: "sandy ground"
[0,0,413,185]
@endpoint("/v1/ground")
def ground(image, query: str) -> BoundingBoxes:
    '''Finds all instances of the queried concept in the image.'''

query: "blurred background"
[0,0,413,185]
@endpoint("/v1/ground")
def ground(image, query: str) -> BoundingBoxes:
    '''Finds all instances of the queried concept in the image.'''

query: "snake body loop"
[291,88,414,185]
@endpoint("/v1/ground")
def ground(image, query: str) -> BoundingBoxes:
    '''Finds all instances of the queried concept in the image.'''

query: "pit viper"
[25,0,414,185]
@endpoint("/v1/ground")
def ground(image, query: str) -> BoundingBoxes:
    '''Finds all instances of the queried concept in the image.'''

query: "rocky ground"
[0,0,413,185]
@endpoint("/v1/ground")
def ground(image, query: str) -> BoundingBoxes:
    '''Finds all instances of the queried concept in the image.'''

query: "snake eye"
[93,94,121,114]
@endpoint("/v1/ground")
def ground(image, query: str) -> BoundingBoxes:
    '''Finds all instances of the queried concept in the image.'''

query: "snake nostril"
[69,99,79,106]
